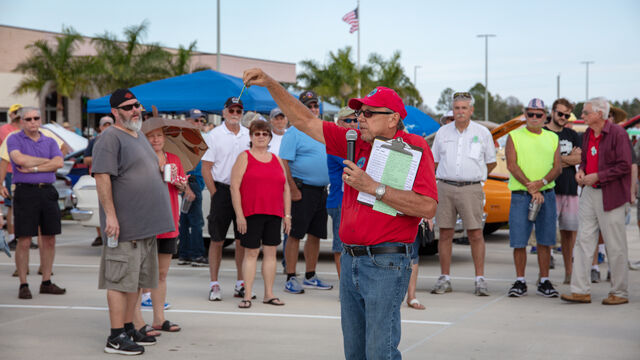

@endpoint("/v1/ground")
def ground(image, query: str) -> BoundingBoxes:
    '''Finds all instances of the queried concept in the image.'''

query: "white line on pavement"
[0,263,516,282]
[0,304,453,326]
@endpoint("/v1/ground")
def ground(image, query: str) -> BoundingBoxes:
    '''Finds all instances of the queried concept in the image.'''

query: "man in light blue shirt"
[279,90,332,294]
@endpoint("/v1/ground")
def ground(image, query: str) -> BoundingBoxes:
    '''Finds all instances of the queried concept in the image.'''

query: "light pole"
[580,61,594,101]
[414,65,421,86]
[216,0,221,71]
[477,34,495,121]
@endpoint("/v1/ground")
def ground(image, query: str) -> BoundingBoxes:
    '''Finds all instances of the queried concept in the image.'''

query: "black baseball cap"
[224,97,243,109]
[110,88,137,108]
[299,90,318,105]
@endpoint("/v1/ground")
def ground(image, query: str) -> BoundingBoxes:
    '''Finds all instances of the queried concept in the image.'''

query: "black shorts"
[208,182,240,242]
[240,214,282,249]
[13,183,61,238]
[157,237,177,254]
[290,184,327,240]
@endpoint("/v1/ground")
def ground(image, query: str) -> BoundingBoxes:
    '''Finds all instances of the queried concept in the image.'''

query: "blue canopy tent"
[87,70,278,114]
[403,106,439,137]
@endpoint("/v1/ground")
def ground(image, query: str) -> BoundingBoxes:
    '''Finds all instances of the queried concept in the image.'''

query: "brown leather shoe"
[40,282,66,295]
[19,286,32,299]
[560,292,591,303]
[602,294,628,305]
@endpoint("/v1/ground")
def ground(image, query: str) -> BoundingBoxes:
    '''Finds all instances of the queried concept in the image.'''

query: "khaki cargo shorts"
[435,181,484,230]
[98,236,158,293]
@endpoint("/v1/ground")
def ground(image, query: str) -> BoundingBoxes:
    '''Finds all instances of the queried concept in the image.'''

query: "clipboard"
[357,136,423,216]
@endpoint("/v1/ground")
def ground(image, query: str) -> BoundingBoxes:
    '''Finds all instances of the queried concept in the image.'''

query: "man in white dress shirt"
[431,92,496,296]
[268,107,287,155]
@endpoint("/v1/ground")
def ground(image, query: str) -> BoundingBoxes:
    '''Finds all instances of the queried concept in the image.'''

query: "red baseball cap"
[348,86,407,119]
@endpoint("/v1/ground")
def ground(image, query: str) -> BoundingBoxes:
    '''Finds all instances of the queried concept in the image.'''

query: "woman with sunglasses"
[134,127,189,334]
[230,120,291,308]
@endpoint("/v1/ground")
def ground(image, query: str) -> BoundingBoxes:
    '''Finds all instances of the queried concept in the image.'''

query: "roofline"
[0,23,296,66]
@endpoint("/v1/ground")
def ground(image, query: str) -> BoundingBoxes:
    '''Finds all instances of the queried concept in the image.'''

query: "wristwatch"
[375,184,386,201]
[541,178,548,186]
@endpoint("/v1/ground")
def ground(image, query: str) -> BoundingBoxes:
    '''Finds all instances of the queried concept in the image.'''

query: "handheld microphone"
[346,129,357,163]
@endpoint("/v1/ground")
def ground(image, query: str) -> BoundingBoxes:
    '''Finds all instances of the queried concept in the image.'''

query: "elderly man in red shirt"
[243,69,437,360]
[561,97,631,305]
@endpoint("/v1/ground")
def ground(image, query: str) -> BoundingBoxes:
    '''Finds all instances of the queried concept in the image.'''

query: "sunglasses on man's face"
[556,111,571,120]
[227,108,242,115]
[307,103,320,109]
[527,112,545,119]
[23,116,41,122]
[355,110,394,118]
[252,131,270,137]
[118,102,141,111]
[194,118,207,123]
[342,118,358,123]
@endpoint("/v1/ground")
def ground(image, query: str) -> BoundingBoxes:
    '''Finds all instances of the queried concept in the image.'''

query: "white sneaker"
[208,284,222,301]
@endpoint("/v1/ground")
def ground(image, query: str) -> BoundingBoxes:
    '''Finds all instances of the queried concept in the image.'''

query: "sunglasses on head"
[453,92,472,100]
[252,131,270,137]
[118,102,141,111]
[23,116,41,122]
[555,111,571,119]
[355,109,394,118]
[226,108,242,114]
[307,103,320,109]
[526,112,545,119]
[342,118,358,123]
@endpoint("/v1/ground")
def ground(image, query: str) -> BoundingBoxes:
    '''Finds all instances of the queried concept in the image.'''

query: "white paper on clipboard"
[357,137,423,207]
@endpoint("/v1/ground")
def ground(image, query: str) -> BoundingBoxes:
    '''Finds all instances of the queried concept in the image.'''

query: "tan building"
[0,24,296,131]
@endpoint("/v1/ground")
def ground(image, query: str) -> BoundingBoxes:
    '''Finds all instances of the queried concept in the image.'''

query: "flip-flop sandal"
[139,324,161,337]
[408,298,426,310]
[262,297,285,306]
[152,320,181,332]
[238,300,252,309]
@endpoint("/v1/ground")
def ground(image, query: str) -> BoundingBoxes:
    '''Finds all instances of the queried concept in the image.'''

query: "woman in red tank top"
[230,120,291,308]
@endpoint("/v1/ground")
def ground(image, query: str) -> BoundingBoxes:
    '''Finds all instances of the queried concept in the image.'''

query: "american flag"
[342,8,359,33]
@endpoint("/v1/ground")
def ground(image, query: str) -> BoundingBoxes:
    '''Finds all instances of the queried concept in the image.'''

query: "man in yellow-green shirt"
[505,98,561,298]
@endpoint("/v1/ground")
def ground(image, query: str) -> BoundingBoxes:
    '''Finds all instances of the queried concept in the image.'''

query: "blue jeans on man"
[340,242,412,360]
[178,180,205,260]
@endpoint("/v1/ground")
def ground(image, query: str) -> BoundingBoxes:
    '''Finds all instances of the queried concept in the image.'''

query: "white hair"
[586,97,609,119]
[18,106,40,118]
[452,92,475,107]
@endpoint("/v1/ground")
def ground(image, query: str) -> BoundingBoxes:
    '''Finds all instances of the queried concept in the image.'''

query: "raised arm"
[243,68,324,144]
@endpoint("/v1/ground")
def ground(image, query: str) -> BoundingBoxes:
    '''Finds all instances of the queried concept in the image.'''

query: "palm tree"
[368,51,422,106]
[91,20,172,94]
[297,46,373,106]
[13,26,95,123]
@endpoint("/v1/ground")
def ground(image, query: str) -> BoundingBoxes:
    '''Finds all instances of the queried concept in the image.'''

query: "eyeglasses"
[453,92,472,100]
[526,112,545,119]
[194,118,206,123]
[307,103,320,109]
[23,116,41,122]
[227,108,242,114]
[118,102,141,111]
[252,131,270,137]
[556,111,571,119]
[342,118,358,123]
[355,110,394,118]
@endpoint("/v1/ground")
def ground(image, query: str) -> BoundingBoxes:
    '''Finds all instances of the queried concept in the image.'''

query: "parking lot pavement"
[1,220,639,359]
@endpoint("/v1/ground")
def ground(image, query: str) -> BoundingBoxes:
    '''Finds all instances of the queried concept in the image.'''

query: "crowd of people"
[2,67,638,358]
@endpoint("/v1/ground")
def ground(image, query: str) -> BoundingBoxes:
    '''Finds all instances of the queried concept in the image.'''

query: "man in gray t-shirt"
[93,88,173,355]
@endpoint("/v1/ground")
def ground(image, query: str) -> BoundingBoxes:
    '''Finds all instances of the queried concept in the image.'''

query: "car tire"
[483,222,505,235]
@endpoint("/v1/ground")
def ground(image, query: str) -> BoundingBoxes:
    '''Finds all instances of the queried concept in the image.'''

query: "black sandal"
[238,300,252,309]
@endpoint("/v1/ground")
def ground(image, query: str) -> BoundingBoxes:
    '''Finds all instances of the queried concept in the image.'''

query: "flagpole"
[357,0,361,97]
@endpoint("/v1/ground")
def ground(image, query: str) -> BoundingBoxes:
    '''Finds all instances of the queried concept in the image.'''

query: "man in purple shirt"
[561,97,631,305]
[7,107,64,300]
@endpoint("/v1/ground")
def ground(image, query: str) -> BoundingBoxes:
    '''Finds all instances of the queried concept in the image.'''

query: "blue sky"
[1,0,638,111]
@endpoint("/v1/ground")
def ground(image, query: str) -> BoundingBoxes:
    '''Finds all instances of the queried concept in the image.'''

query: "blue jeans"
[509,190,557,248]
[178,181,205,260]
[327,207,343,253]
[340,243,412,360]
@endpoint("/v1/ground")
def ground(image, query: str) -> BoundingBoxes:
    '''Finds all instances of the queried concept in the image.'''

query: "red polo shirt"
[585,131,601,187]
[322,122,437,246]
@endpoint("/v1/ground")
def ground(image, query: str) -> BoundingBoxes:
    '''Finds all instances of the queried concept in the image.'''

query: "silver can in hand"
[107,235,118,248]
[527,200,541,222]
[163,164,172,182]
[180,196,193,214]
